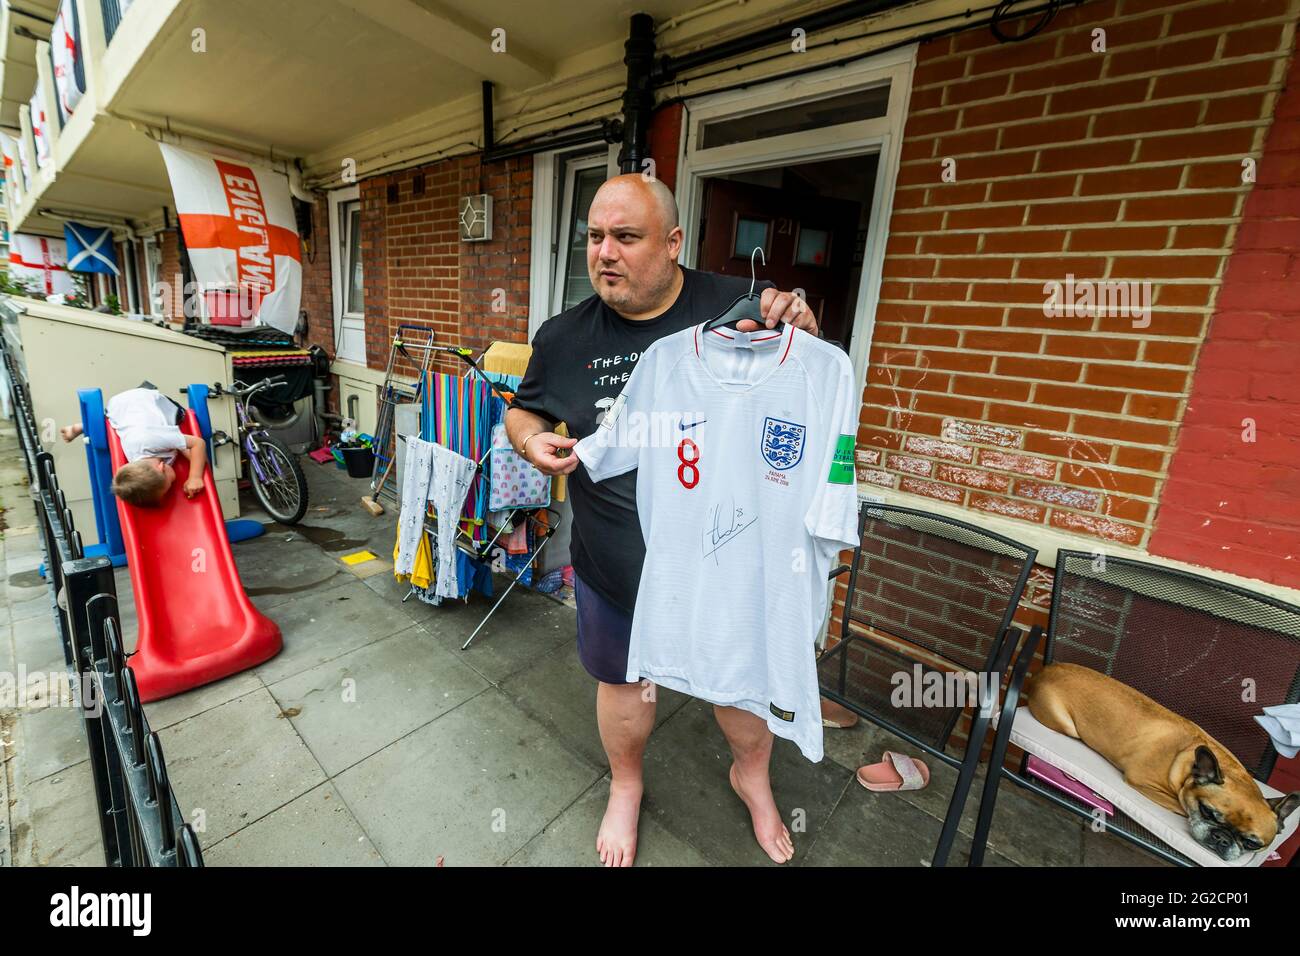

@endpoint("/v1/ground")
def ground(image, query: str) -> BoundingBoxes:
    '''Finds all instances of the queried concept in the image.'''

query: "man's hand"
[522,432,580,477]
[735,287,818,336]
[184,475,204,499]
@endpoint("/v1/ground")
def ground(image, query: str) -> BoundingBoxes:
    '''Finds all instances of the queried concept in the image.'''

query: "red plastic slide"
[108,410,281,702]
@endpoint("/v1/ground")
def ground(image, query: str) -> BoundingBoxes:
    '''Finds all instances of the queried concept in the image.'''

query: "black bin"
[340,444,375,478]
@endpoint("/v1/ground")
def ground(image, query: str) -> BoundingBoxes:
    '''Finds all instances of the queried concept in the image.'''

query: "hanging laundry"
[395,436,435,577]
[429,442,477,598]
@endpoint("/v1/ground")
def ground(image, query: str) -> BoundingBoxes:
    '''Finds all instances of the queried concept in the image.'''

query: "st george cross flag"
[51,0,86,124]
[30,86,51,169]
[64,222,119,275]
[1,133,21,204]
[15,125,33,189]
[9,233,74,297]
[156,142,302,332]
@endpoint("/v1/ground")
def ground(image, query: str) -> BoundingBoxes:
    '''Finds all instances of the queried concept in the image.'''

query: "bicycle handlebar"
[218,375,288,399]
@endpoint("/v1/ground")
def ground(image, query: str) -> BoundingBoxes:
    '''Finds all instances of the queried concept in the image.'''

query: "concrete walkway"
[1,418,1162,867]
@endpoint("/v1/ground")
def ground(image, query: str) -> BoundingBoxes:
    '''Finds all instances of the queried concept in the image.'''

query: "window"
[732,217,770,259]
[552,155,607,314]
[142,235,161,315]
[529,144,618,337]
[698,84,891,151]
[329,186,365,363]
[342,202,363,314]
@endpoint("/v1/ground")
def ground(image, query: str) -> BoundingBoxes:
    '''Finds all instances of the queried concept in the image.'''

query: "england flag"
[1,133,21,205]
[51,0,86,124]
[30,86,51,169]
[9,233,74,298]
[157,142,302,332]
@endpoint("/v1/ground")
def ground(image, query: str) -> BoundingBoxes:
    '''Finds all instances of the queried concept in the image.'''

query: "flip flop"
[820,698,860,729]
[856,751,930,792]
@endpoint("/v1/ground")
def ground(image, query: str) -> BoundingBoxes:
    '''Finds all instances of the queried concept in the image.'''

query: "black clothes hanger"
[702,247,770,334]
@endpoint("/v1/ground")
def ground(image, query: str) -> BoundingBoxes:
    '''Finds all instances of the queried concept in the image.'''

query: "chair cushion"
[1005,707,1299,867]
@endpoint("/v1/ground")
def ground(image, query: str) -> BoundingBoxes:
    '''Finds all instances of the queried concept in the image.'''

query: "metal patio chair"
[817,502,1037,866]
[970,550,1300,867]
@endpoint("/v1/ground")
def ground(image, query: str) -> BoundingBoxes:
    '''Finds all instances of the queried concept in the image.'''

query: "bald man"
[507,174,820,867]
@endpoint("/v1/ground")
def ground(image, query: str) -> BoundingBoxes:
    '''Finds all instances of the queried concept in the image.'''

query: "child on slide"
[61,383,207,506]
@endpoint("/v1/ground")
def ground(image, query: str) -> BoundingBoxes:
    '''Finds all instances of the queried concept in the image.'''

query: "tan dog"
[1025,663,1300,862]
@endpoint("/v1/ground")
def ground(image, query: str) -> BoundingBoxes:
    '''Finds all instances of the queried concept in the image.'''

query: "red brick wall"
[862,0,1298,557]
[457,154,532,358]
[299,194,334,356]
[158,229,181,319]
[1149,45,1300,588]
[325,154,534,379]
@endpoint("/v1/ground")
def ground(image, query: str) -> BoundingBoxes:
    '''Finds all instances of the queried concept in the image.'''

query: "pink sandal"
[856,751,930,792]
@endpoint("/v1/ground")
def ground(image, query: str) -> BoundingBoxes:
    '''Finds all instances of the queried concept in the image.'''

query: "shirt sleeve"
[804,353,861,552]
[573,344,660,483]
[508,326,556,426]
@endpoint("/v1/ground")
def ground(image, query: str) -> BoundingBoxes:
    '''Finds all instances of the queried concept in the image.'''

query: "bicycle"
[209,375,309,525]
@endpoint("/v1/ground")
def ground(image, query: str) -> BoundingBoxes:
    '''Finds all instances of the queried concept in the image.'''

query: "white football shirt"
[575,321,860,761]
[106,388,187,464]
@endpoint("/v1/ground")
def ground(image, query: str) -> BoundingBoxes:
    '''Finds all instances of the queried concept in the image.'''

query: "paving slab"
[251,579,416,686]
[267,625,490,776]
[202,782,385,867]
[332,688,600,866]
[8,758,106,867]
[157,686,327,849]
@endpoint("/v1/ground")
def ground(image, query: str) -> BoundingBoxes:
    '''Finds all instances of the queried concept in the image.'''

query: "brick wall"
[1148,45,1300,588]
[311,154,535,378]
[158,228,181,319]
[863,0,1298,557]
[299,194,334,356]
[457,154,532,358]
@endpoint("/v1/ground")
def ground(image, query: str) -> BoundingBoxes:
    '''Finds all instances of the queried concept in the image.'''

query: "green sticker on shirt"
[828,434,854,484]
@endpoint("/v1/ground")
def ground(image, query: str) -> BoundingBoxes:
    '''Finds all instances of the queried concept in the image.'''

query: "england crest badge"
[761,416,806,470]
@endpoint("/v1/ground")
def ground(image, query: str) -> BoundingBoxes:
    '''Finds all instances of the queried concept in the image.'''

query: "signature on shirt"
[701,497,757,563]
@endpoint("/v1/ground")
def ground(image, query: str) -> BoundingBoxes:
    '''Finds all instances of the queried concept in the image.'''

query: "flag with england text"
[157,142,302,332]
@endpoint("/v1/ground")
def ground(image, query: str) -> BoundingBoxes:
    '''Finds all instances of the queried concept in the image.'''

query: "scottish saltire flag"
[9,234,73,297]
[156,142,302,332]
[51,0,85,124]
[64,222,119,275]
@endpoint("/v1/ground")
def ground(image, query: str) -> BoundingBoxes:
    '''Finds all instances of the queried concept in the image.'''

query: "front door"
[697,177,860,350]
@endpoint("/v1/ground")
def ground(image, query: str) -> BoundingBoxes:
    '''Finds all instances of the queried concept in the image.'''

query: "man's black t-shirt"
[511,265,774,612]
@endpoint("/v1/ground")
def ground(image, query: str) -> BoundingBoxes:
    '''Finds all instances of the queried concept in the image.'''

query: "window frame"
[328,185,365,364]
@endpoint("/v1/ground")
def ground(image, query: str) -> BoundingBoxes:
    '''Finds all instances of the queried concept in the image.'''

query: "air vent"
[458,194,492,242]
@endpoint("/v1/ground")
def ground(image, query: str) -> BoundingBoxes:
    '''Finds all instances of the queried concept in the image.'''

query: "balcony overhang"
[0,0,57,130]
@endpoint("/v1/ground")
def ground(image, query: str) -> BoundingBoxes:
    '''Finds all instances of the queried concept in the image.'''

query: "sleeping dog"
[1025,663,1300,862]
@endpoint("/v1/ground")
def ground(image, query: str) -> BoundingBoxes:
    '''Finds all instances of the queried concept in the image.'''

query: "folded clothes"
[1255,703,1300,758]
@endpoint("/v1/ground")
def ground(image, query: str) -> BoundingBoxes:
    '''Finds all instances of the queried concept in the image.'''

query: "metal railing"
[3,342,202,867]
[101,0,124,46]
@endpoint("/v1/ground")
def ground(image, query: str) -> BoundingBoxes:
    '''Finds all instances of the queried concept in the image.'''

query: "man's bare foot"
[596,777,642,867]
[729,762,795,863]
[59,424,83,443]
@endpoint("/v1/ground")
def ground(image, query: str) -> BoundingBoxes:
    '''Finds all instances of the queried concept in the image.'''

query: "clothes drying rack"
[383,332,561,649]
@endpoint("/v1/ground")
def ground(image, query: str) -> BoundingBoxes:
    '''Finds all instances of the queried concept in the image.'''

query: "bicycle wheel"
[248,434,309,525]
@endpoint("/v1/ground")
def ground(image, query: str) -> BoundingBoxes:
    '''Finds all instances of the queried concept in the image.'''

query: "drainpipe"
[619,13,656,175]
